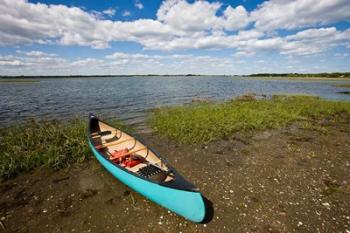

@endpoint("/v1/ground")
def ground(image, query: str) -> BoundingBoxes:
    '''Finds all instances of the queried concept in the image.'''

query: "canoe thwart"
[96,138,135,149]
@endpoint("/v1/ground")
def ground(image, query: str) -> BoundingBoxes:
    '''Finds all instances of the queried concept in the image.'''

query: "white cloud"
[103,7,116,17]
[16,50,57,57]
[135,0,144,10]
[0,55,25,66]
[251,0,350,31]
[229,27,350,56]
[0,50,247,75]
[286,27,337,41]
[0,0,180,49]
[237,30,264,40]
[0,0,110,48]
[70,58,104,67]
[223,5,251,30]
[122,11,131,17]
[234,50,256,57]
[281,27,350,55]
[156,0,250,32]
[104,51,241,74]
[1,49,349,75]
[0,0,349,58]
[334,52,349,58]
[157,0,222,32]
[0,51,107,75]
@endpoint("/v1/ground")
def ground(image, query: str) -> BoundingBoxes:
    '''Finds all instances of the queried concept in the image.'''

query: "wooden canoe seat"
[128,163,147,172]
[154,160,162,166]
[91,130,114,137]
[95,138,135,150]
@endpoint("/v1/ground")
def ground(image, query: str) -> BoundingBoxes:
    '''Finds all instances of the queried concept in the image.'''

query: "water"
[1,76,349,128]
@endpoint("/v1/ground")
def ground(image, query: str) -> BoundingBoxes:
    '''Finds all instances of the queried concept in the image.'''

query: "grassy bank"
[246,72,350,78]
[0,79,40,83]
[2,95,350,179]
[335,84,350,88]
[0,118,128,179]
[150,95,350,144]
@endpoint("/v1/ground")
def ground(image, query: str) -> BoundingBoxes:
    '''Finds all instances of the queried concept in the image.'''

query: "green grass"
[334,84,350,88]
[0,118,129,179]
[150,95,350,144]
[0,79,39,83]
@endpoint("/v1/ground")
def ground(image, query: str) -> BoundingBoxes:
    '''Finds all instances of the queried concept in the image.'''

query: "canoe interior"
[89,118,175,183]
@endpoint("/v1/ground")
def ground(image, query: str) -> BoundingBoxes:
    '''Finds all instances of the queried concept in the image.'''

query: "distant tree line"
[246,72,350,78]
[1,72,349,79]
[0,74,203,79]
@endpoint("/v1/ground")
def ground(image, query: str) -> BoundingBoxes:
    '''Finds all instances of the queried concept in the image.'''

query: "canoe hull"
[88,141,206,222]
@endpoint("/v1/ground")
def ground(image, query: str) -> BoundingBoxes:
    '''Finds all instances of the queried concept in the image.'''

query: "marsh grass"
[0,79,39,83]
[150,95,350,144]
[299,121,329,134]
[0,118,128,179]
[334,84,350,88]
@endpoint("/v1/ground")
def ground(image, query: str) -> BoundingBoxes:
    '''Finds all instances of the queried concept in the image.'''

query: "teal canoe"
[87,114,206,222]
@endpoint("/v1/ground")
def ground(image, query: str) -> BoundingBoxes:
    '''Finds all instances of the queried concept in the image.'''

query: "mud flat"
[1,95,350,233]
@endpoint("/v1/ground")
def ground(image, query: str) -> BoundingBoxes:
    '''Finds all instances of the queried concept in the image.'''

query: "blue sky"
[0,0,349,75]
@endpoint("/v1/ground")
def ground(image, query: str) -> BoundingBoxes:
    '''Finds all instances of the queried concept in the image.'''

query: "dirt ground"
[1,116,350,233]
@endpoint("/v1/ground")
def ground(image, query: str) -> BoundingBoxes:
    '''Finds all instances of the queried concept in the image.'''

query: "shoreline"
[1,115,350,232]
[0,79,40,83]
[1,94,350,232]
[1,74,350,80]
[1,94,350,178]
[246,76,350,81]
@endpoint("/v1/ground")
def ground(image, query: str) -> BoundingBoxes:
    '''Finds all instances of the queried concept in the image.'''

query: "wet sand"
[1,116,350,233]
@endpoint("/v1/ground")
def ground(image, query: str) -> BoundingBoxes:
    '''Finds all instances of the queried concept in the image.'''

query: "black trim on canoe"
[87,113,199,192]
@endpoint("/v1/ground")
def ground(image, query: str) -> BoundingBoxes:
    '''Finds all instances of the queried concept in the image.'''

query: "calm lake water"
[1,76,349,128]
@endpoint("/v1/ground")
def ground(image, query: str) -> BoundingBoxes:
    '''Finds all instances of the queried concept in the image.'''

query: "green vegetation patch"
[334,84,350,88]
[247,72,350,78]
[0,79,40,83]
[0,118,128,179]
[150,95,350,144]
